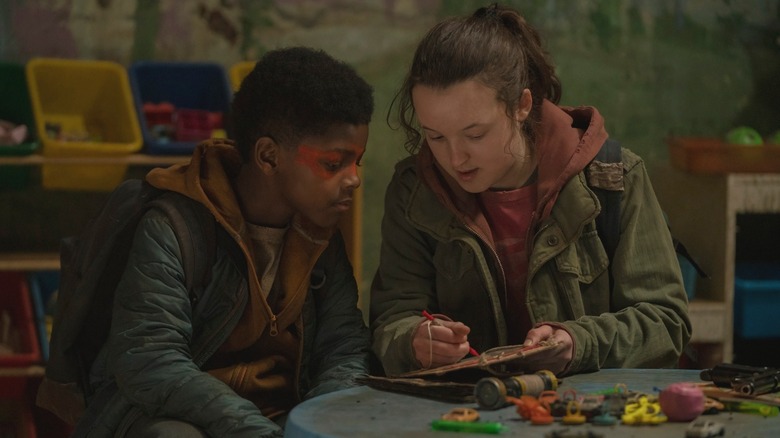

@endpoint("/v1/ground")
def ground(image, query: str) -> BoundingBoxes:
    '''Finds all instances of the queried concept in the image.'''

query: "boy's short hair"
[231,47,374,160]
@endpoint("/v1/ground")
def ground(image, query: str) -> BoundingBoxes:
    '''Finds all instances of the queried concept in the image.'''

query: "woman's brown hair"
[391,3,561,154]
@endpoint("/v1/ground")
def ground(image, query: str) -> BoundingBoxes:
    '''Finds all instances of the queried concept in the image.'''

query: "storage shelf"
[0,153,190,166]
[0,252,59,271]
[652,163,780,367]
[0,365,45,378]
[688,299,727,343]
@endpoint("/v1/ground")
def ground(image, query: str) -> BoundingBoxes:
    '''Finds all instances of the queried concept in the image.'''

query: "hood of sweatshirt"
[145,138,334,350]
[417,100,608,243]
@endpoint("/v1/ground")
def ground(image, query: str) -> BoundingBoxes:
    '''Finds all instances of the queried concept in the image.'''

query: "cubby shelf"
[0,153,190,166]
[653,165,780,367]
[0,252,59,271]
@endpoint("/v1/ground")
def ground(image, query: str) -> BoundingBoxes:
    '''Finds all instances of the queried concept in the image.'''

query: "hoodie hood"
[145,139,333,351]
[146,138,246,237]
[417,100,608,238]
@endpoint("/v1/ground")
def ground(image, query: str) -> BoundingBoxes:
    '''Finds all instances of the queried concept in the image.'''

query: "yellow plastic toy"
[562,400,587,425]
[622,396,668,425]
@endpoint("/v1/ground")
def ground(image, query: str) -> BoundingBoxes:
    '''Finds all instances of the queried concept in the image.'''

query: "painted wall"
[1,0,778,312]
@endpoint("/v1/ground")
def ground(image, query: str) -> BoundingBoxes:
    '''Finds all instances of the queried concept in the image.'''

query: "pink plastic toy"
[659,382,706,422]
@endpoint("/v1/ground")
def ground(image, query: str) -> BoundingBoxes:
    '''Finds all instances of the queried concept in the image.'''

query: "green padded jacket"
[370,102,691,377]
[73,141,370,437]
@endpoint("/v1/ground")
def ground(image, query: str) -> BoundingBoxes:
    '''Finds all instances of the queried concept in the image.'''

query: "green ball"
[725,126,764,146]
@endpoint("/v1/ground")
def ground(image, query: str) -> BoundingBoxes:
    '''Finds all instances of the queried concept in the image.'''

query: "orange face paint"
[294,145,364,180]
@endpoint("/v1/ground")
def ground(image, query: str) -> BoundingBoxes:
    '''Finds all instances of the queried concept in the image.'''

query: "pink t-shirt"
[479,183,537,344]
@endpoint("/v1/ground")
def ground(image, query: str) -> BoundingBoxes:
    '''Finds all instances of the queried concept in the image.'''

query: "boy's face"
[275,124,368,228]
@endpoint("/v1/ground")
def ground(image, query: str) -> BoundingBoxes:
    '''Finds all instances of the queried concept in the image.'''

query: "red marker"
[422,310,479,357]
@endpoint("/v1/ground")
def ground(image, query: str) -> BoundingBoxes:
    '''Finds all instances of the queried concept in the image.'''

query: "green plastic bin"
[0,62,39,189]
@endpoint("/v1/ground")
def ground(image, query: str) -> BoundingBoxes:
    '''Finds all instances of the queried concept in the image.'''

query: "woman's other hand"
[521,324,574,375]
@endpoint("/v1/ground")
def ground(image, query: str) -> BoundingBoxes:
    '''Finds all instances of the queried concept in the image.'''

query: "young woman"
[370,4,691,377]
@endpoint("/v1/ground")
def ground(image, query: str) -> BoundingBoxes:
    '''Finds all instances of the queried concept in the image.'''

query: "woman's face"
[412,80,533,192]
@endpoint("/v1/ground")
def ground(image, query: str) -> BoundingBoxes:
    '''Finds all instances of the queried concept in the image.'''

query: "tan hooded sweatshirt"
[145,139,335,418]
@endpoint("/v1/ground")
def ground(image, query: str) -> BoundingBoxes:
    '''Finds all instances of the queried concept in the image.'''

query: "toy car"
[686,419,725,438]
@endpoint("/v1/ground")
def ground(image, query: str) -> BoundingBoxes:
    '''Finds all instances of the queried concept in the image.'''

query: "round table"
[285,368,780,437]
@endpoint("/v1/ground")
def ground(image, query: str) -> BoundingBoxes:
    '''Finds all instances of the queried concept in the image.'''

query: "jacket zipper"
[461,222,508,346]
[269,315,279,336]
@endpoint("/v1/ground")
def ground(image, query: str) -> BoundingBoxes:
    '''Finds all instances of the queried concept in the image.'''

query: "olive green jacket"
[370,103,691,377]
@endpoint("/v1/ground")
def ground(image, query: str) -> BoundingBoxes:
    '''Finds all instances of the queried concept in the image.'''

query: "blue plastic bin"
[128,61,232,155]
[28,270,59,362]
[734,262,780,339]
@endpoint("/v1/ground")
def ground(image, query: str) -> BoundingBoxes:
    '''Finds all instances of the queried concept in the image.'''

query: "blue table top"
[285,368,780,438]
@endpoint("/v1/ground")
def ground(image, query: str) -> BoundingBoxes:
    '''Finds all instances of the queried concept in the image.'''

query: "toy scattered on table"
[722,400,779,417]
[440,407,479,422]
[474,370,558,409]
[621,395,667,425]
[430,419,506,434]
[685,419,725,438]
[507,394,554,424]
[590,410,618,426]
[561,400,587,425]
[0,119,27,146]
[658,382,705,422]
[544,428,604,438]
[702,397,724,415]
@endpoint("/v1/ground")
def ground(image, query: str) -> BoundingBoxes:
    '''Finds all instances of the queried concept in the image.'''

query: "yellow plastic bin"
[26,58,142,191]
[229,61,256,91]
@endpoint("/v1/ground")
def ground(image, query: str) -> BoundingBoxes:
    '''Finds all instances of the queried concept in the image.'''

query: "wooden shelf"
[0,365,45,378]
[0,252,59,271]
[0,153,190,166]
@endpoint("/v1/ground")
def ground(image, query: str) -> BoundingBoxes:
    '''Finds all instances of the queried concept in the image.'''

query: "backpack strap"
[147,192,217,306]
[586,138,624,263]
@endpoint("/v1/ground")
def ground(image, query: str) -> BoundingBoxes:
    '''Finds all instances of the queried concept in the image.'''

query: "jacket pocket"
[432,240,476,281]
[555,228,609,284]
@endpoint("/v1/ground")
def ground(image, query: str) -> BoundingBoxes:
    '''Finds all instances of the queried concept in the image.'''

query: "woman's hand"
[521,324,574,375]
[412,318,473,369]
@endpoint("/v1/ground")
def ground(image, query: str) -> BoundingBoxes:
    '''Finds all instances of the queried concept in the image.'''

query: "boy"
[62,47,374,437]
